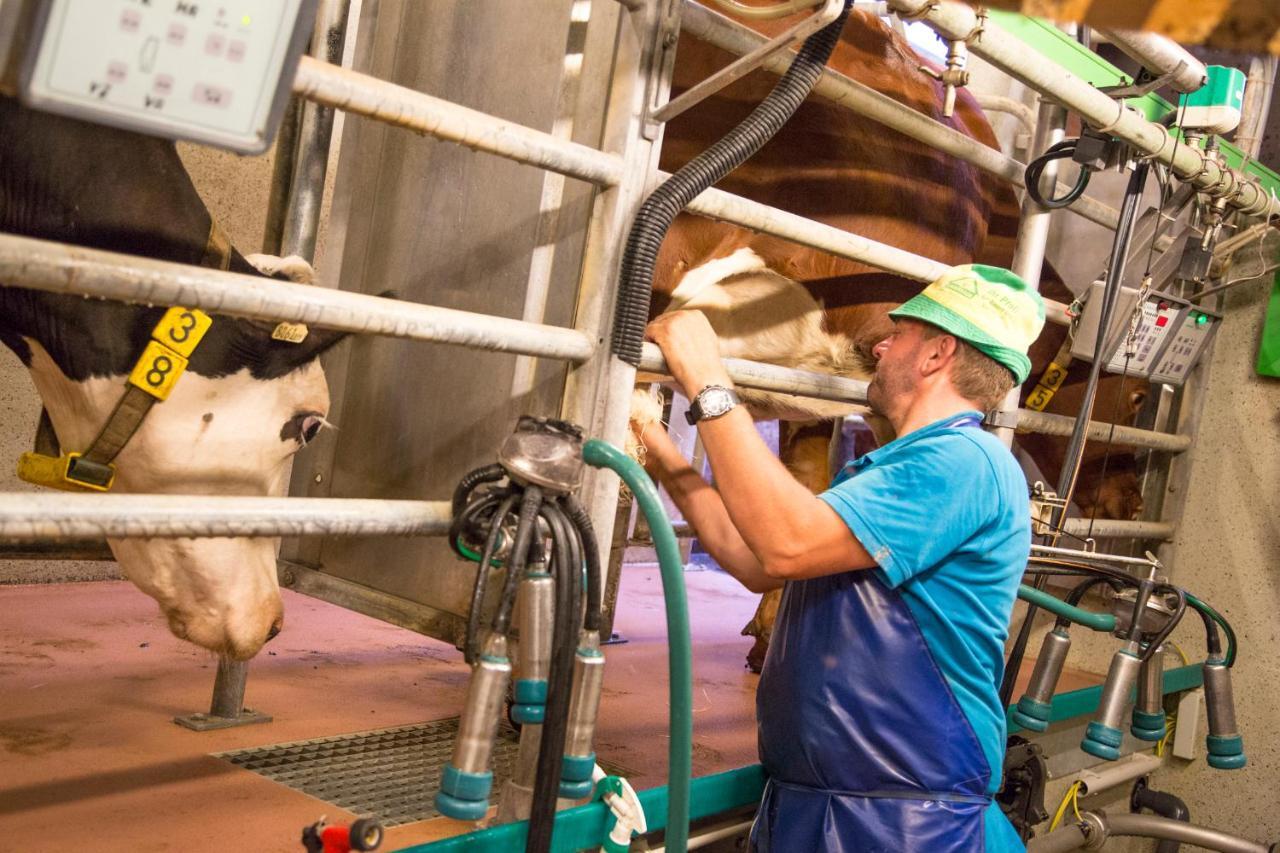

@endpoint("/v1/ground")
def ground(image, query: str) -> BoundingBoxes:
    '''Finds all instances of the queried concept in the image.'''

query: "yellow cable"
[1049,781,1082,831]
[1071,783,1082,821]
[1167,640,1191,666]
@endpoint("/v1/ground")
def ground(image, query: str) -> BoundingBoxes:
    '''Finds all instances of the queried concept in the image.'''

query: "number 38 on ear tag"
[129,341,189,400]
[153,307,212,357]
[127,308,212,400]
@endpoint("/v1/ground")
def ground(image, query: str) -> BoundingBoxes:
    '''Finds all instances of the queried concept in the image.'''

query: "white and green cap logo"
[888,264,1045,384]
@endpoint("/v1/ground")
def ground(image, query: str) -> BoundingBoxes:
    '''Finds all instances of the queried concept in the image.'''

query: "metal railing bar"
[0,494,453,541]
[0,234,1179,449]
[289,55,1078,325]
[1016,409,1191,453]
[0,234,596,362]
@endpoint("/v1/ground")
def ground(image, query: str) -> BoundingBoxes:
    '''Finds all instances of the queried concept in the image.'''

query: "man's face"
[867,319,928,416]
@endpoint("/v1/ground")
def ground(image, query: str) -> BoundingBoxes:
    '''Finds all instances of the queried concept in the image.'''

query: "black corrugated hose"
[610,1,853,365]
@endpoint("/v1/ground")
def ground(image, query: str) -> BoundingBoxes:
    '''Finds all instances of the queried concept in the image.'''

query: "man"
[635,264,1044,851]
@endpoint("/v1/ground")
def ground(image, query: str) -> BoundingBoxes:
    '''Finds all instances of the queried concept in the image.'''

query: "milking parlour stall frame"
[1,0,1279,850]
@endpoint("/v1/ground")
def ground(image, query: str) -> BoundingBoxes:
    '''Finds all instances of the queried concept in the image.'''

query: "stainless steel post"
[559,0,680,635]
[281,0,353,261]
[991,96,1067,448]
[173,656,272,731]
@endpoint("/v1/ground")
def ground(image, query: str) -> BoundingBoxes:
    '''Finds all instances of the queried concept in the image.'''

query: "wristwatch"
[685,384,741,425]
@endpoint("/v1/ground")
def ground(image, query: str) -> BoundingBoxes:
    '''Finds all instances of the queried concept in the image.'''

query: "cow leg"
[740,420,835,672]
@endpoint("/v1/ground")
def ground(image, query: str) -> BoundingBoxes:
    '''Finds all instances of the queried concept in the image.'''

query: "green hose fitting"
[583,439,691,853]
[1017,584,1117,633]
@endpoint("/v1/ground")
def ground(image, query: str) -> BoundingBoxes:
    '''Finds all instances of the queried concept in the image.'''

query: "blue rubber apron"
[752,415,996,852]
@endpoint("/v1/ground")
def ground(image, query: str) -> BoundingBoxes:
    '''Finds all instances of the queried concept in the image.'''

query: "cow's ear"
[273,326,350,370]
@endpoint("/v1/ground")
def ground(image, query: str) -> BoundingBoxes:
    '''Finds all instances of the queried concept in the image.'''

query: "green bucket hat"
[888,264,1045,384]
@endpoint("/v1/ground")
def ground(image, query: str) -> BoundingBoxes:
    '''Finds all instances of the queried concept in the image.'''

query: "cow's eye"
[299,414,325,445]
[283,412,328,446]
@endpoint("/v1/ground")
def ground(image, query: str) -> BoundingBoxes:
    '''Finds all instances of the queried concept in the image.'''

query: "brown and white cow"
[648,7,1148,667]
[0,96,348,660]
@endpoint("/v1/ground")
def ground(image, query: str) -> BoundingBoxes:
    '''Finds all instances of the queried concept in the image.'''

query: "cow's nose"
[265,619,283,643]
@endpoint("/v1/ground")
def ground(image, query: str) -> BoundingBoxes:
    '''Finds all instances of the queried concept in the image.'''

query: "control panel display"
[21,0,314,153]
[1149,307,1220,385]
[1103,297,1182,376]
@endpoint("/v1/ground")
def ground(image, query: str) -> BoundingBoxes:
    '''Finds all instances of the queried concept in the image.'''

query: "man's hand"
[645,311,733,399]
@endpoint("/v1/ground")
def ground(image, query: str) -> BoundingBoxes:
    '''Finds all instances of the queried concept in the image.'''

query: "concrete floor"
[0,567,763,853]
[0,567,1096,853]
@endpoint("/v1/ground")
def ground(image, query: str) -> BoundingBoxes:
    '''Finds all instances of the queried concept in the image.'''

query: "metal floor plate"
[216,718,623,826]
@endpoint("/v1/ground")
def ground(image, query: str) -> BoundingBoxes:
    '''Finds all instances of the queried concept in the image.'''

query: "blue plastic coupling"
[1011,695,1053,732]
[434,763,493,821]
[559,752,597,800]
[1206,734,1247,770]
[511,678,548,725]
[1130,708,1167,741]
[1080,721,1124,761]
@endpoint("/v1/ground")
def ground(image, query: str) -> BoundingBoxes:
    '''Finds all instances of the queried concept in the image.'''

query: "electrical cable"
[528,500,582,853]
[563,494,603,632]
[1026,140,1091,209]
[448,490,502,561]
[451,462,506,517]
[1138,584,1185,663]
[491,486,543,639]
[464,493,517,664]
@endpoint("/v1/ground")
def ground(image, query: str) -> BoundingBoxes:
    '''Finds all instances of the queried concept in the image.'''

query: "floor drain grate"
[216,718,624,827]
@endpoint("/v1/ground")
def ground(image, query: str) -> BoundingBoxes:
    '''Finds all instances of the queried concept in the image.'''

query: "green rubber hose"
[1018,584,1117,633]
[583,439,691,853]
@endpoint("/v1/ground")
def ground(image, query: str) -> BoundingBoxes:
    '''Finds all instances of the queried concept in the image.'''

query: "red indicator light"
[1155,315,1168,327]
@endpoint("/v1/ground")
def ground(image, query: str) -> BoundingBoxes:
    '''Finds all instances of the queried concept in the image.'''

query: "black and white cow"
[0,96,348,660]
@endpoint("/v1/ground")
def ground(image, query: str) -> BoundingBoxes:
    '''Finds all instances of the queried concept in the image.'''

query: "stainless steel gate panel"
[283,0,631,642]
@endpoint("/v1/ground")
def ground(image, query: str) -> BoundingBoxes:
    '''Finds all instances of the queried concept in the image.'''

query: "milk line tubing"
[442,418,603,853]
[1012,554,1245,772]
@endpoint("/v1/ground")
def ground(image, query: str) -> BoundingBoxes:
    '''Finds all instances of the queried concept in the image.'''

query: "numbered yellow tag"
[1025,361,1069,412]
[1039,361,1068,393]
[271,322,309,343]
[152,307,212,357]
[1025,385,1054,412]
[129,340,190,400]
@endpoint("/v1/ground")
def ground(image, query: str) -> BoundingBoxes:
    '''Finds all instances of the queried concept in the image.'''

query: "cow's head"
[14,306,348,660]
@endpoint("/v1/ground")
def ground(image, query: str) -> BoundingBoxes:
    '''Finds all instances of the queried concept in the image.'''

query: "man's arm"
[639,419,781,593]
[642,311,878,581]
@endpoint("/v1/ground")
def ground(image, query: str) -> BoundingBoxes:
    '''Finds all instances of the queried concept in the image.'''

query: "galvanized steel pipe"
[0,493,452,541]
[0,234,596,362]
[1060,519,1175,541]
[292,56,626,188]
[289,56,1076,324]
[1,234,1181,447]
[887,0,1280,219]
[1016,408,1191,453]
[1097,30,1207,95]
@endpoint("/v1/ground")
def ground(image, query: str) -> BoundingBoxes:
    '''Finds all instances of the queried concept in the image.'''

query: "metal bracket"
[1029,481,1067,538]
[642,0,687,140]
[647,0,844,126]
[985,407,1019,430]
[1098,65,1187,101]
[919,37,969,118]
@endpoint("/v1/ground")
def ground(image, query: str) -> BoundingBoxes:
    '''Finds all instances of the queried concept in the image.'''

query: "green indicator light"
[1196,313,1209,325]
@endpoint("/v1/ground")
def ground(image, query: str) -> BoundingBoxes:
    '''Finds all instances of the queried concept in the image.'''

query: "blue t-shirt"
[817,411,1029,829]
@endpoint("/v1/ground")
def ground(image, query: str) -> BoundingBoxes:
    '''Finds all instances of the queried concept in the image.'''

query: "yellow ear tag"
[271,322,309,343]
[153,307,212,357]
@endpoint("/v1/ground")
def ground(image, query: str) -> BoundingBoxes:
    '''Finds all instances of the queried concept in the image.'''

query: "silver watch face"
[698,387,737,419]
